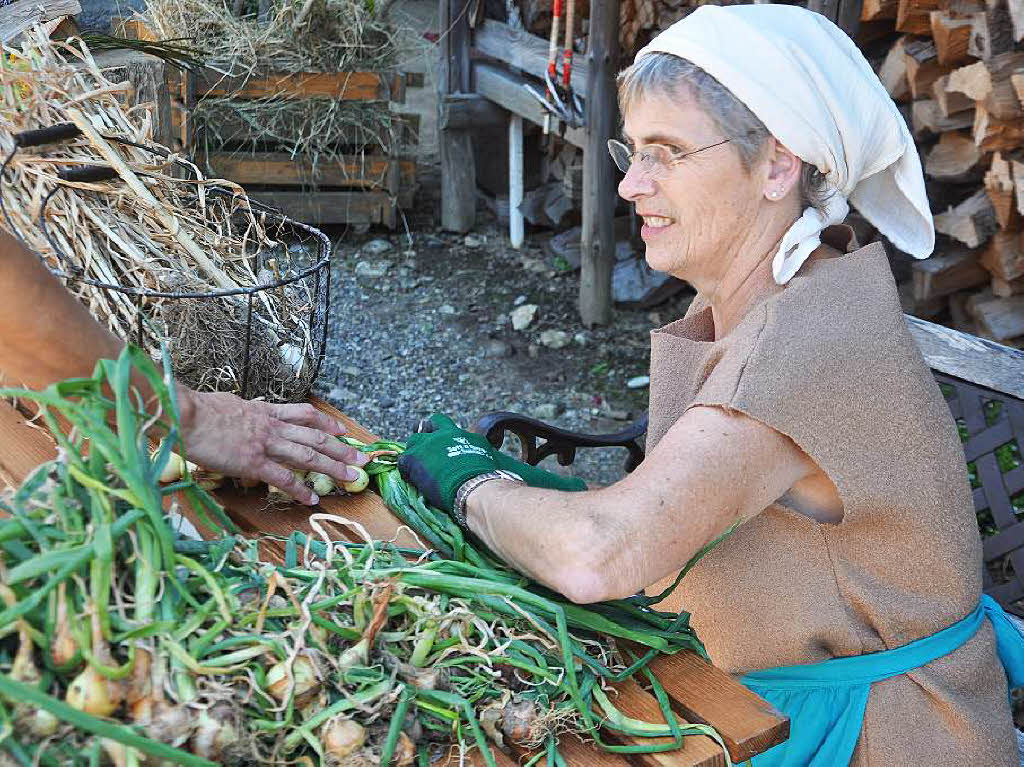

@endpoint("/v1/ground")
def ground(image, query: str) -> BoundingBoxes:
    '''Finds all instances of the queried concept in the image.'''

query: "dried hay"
[0,28,326,402]
[144,0,398,77]
[144,0,404,178]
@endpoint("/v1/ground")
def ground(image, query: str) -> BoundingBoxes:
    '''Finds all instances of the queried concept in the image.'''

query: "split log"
[992,274,1024,295]
[898,0,941,33]
[881,37,912,101]
[984,152,1021,228]
[926,131,985,181]
[981,52,1024,119]
[981,229,1024,280]
[1013,72,1024,105]
[912,246,989,300]
[863,0,899,20]
[905,39,952,99]
[949,290,978,332]
[974,101,1024,151]
[1013,156,1024,215]
[966,285,996,316]
[971,294,1024,340]
[933,74,976,115]
[935,187,1000,247]
[969,5,1016,60]
[1008,0,1024,40]
[947,59,993,99]
[912,99,975,137]
[931,11,976,65]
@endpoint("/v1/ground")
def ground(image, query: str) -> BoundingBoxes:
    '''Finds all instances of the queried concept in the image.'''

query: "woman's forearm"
[465,481,660,604]
[0,231,123,389]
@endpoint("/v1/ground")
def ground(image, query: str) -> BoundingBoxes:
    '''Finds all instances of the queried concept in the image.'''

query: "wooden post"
[509,114,525,249]
[579,0,619,327]
[438,0,476,233]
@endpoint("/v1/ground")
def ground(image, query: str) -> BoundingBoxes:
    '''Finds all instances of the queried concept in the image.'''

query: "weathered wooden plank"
[905,313,1024,398]
[0,0,80,43]
[193,69,406,102]
[646,651,789,764]
[601,678,730,766]
[203,152,415,191]
[440,93,507,130]
[472,19,589,93]
[250,190,397,228]
[0,401,57,487]
[473,63,586,148]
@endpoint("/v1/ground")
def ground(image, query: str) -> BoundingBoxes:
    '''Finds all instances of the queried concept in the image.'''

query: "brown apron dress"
[645,230,1017,765]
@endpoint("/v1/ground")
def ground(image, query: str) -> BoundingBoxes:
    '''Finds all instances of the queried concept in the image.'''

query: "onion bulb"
[190,703,238,762]
[320,717,366,759]
[342,467,369,493]
[393,731,415,767]
[305,471,336,497]
[66,666,123,717]
[26,708,58,737]
[153,447,198,483]
[268,470,306,502]
[266,655,320,705]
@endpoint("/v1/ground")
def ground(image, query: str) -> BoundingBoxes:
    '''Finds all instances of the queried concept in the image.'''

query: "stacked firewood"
[871,0,1024,343]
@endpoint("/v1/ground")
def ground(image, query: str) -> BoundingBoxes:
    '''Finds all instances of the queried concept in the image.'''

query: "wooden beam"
[439,93,506,130]
[203,152,415,192]
[647,651,789,763]
[905,314,1024,398]
[473,19,589,93]
[438,0,477,233]
[192,69,406,102]
[251,190,397,228]
[473,63,586,147]
[579,0,619,327]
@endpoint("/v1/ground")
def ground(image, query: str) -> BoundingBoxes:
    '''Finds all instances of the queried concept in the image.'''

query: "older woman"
[399,6,1024,765]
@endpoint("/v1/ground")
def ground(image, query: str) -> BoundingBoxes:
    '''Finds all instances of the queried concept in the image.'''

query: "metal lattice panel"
[936,372,1024,613]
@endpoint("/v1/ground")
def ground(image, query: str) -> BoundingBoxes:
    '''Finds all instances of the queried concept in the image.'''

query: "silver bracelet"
[452,470,523,529]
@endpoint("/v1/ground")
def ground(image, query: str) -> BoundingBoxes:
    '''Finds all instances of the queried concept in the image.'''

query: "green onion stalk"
[0,347,735,766]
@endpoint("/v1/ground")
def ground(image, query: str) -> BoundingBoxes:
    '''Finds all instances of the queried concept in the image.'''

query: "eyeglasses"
[607,138,731,179]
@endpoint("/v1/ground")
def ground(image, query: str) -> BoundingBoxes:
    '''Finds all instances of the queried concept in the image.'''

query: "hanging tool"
[543,0,564,137]
[559,0,584,128]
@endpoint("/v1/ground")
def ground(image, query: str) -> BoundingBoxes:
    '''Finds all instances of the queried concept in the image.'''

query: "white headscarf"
[635,5,934,284]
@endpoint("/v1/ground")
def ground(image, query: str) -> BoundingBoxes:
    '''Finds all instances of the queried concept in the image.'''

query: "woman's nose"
[617,164,655,202]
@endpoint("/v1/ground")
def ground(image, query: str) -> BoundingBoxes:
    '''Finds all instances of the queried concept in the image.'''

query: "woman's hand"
[176,385,368,505]
[397,414,500,512]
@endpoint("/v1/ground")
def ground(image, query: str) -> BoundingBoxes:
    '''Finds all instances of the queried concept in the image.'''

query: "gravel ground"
[313,212,695,487]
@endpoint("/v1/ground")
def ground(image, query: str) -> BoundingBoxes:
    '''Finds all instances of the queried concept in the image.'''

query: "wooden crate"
[114,18,421,230]
[185,67,421,229]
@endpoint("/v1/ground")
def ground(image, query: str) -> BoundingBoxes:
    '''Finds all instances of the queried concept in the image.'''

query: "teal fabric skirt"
[739,596,1024,766]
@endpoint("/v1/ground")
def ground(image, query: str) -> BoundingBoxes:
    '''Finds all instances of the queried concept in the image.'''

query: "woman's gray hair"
[617,53,831,214]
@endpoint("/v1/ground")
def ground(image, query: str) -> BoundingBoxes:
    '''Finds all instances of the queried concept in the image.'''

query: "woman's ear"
[762,138,802,202]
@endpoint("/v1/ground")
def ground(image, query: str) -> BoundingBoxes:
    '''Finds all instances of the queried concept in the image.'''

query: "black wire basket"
[1,125,332,403]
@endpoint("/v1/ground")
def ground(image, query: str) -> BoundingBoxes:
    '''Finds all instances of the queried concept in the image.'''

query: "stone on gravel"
[627,375,651,389]
[464,234,485,248]
[355,260,390,280]
[511,304,538,331]
[528,344,539,359]
[539,330,570,349]
[520,257,549,274]
[362,239,393,255]
[484,339,514,358]
[328,386,357,402]
[531,403,559,420]
[573,332,587,346]
[514,294,527,306]
[439,304,457,315]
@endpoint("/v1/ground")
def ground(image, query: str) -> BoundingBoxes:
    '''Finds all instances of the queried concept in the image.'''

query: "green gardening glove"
[492,452,587,492]
[398,414,501,513]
